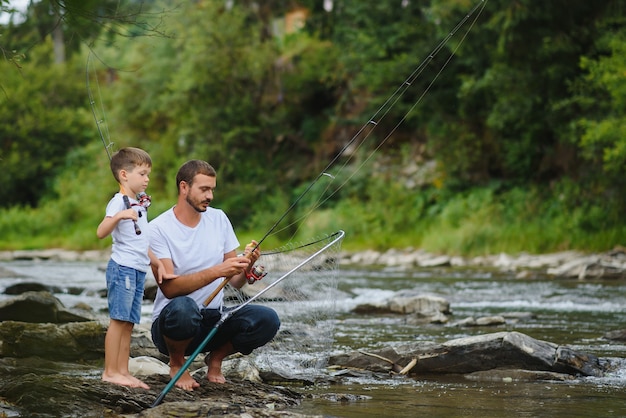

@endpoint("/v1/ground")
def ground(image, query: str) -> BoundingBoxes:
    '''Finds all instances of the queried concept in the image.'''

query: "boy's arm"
[96,208,136,239]
[148,249,178,284]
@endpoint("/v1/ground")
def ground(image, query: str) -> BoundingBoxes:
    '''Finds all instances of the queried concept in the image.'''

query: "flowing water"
[1,260,626,417]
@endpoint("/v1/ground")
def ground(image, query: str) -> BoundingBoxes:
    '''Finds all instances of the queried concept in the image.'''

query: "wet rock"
[547,254,626,279]
[329,331,608,378]
[143,282,158,301]
[464,368,575,382]
[3,281,60,295]
[604,329,626,341]
[0,291,95,323]
[475,315,506,326]
[0,320,106,361]
[353,292,450,323]
[0,371,306,418]
[451,315,506,327]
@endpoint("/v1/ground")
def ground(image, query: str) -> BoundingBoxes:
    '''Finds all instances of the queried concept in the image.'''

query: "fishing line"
[256,0,489,243]
[87,50,146,234]
[86,51,115,161]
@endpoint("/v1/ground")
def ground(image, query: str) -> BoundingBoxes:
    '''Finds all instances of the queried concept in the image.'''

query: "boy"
[97,147,174,389]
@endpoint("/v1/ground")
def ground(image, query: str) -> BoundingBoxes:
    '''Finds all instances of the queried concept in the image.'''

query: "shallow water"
[1,260,626,417]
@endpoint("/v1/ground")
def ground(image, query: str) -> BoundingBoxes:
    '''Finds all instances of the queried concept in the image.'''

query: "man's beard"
[186,194,210,213]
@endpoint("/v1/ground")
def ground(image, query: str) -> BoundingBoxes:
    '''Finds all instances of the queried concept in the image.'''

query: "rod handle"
[122,195,141,235]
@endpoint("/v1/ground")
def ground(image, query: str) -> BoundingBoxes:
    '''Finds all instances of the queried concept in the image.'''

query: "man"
[150,159,280,390]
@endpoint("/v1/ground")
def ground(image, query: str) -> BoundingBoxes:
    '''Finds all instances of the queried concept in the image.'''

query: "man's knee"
[234,306,280,354]
[160,296,202,341]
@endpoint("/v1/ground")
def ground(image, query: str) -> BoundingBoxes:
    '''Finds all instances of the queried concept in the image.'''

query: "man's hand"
[244,240,260,266]
[222,255,252,277]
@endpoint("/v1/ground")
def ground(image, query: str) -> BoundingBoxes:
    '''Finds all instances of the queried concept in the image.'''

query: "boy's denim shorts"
[106,259,146,324]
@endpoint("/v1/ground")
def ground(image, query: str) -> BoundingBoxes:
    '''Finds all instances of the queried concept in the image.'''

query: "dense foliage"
[0,0,624,254]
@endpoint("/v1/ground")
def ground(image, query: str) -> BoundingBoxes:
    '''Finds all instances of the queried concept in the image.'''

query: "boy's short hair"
[110,147,152,183]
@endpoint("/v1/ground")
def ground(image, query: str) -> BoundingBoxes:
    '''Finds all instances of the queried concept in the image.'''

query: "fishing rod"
[251,0,489,248]
[87,51,147,235]
[86,51,114,161]
[151,229,345,408]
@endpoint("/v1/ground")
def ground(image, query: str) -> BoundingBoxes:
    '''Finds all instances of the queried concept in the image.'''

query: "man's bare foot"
[207,369,226,383]
[102,372,145,388]
[204,354,226,383]
[170,366,200,391]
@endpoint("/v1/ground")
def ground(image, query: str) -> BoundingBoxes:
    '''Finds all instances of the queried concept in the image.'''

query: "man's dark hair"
[176,160,217,193]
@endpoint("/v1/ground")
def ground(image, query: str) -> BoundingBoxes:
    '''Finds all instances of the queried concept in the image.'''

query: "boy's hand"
[156,263,178,285]
[118,208,137,221]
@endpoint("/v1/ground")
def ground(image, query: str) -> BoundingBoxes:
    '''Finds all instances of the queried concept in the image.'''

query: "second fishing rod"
[247,0,489,253]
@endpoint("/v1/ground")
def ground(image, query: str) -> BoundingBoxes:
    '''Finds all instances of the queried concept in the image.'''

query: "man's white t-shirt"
[149,206,240,321]
[106,193,150,271]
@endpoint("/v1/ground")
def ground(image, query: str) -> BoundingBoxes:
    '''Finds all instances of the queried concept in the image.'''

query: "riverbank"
[2,246,625,279]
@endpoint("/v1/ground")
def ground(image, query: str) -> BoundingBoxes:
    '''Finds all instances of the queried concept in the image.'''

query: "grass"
[1,162,624,256]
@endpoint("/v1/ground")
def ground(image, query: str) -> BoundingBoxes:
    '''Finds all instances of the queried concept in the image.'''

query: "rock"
[353,292,450,323]
[451,315,506,327]
[0,291,95,323]
[0,320,106,361]
[475,315,506,326]
[418,255,451,267]
[0,249,110,262]
[329,331,608,378]
[343,249,382,266]
[3,281,58,295]
[603,329,626,341]
[0,371,306,417]
[337,247,626,280]
[387,293,450,315]
[129,356,170,376]
[464,368,575,382]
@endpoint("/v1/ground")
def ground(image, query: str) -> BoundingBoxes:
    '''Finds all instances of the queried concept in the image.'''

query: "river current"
[1,259,626,417]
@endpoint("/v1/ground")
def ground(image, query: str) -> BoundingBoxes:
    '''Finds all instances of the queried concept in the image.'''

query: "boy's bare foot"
[125,373,150,389]
[102,372,145,388]
[169,366,200,391]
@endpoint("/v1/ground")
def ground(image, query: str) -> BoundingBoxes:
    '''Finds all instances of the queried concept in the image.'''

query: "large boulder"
[0,291,95,323]
[0,320,106,361]
[329,331,608,378]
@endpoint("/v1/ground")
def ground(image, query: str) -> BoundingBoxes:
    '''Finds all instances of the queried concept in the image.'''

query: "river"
[1,259,626,417]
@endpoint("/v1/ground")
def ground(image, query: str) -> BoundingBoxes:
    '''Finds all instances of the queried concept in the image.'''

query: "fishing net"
[223,230,345,381]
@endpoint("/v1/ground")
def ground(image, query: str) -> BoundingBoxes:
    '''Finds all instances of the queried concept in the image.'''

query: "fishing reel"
[136,192,152,208]
[246,264,267,284]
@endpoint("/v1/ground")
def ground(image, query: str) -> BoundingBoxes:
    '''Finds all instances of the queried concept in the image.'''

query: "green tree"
[429,0,619,186]
[576,32,626,185]
[0,42,93,207]
[106,1,344,224]
[1,0,170,64]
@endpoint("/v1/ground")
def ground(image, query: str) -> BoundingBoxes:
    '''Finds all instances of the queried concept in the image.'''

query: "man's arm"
[152,253,251,299]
